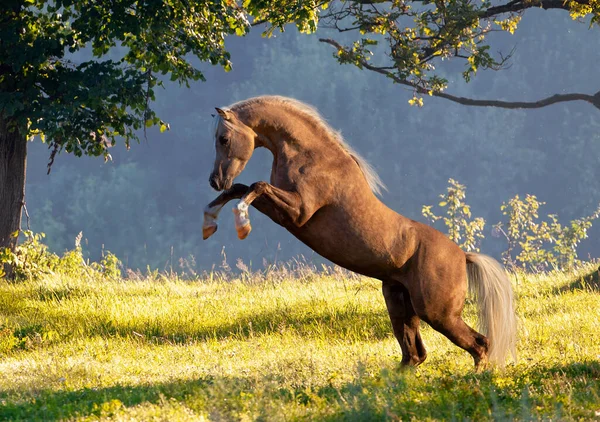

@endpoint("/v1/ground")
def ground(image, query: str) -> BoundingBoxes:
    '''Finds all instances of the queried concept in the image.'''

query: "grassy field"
[0,263,599,421]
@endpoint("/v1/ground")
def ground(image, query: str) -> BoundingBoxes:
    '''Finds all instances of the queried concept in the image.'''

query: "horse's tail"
[466,252,517,366]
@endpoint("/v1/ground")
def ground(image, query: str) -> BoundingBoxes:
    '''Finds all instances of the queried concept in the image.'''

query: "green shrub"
[493,195,600,271]
[424,180,599,271]
[422,179,485,252]
[0,231,59,280]
[1,231,122,281]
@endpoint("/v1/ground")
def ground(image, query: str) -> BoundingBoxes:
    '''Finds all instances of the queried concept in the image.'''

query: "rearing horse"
[203,95,516,369]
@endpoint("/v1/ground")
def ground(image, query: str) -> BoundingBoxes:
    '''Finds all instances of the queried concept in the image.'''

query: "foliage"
[422,178,485,252]
[245,0,322,34]
[319,0,600,106]
[0,0,333,158]
[423,181,600,270]
[0,230,121,281]
[493,194,551,270]
[0,0,252,159]
[92,250,123,279]
[551,208,600,268]
[0,264,599,419]
[0,231,57,280]
[493,195,600,271]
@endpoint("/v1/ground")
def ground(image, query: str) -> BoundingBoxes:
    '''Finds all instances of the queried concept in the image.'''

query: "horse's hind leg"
[408,273,490,370]
[428,317,489,370]
[382,282,427,366]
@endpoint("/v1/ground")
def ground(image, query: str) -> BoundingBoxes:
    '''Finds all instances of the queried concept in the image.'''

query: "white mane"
[212,95,387,196]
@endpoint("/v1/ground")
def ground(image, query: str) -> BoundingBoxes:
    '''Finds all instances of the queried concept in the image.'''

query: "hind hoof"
[203,224,218,240]
[474,357,489,373]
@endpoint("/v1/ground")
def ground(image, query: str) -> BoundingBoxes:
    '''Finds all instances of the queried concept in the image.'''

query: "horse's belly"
[289,207,406,277]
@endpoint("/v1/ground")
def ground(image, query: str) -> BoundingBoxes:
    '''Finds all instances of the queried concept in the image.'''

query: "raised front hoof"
[233,206,251,240]
[202,224,218,240]
[236,223,252,240]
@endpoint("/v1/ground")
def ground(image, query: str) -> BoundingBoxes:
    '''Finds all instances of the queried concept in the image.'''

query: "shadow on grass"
[3,302,394,352]
[555,266,600,294]
[2,360,598,421]
[318,360,600,421]
[97,304,394,344]
[2,281,395,347]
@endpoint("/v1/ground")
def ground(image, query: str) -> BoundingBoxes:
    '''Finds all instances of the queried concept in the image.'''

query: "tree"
[315,0,600,110]
[235,0,600,109]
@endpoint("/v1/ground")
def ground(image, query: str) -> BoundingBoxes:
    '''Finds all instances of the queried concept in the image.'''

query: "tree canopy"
[316,0,600,109]
[1,0,251,164]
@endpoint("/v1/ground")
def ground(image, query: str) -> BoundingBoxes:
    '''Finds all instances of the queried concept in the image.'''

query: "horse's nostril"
[209,176,219,191]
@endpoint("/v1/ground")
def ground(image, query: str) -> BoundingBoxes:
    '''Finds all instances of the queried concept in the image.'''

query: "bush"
[425,180,600,271]
[0,231,122,281]
[493,195,600,271]
[422,179,485,252]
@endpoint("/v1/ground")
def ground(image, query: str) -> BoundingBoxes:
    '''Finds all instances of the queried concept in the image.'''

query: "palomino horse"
[203,95,516,369]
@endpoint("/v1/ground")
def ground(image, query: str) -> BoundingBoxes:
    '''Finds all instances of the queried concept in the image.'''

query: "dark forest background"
[23,10,600,272]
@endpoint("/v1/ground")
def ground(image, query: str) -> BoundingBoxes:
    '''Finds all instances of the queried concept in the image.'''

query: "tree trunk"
[0,114,27,279]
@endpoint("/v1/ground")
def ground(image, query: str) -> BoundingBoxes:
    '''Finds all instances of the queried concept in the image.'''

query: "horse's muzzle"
[209,174,232,191]
[209,174,220,191]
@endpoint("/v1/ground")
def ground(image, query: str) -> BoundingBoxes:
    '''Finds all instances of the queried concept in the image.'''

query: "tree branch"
[319,38,600,111]
[341,0,590,15]
[480,0,589,17]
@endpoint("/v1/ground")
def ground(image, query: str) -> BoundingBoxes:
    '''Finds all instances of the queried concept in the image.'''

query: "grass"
[0,263,599,421]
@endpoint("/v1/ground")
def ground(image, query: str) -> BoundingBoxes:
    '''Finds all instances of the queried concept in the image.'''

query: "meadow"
[0,262,599,421]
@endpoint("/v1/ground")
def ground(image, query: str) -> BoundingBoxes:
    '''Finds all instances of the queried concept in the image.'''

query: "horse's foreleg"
[233,181,305,240]
[203,184,249,240]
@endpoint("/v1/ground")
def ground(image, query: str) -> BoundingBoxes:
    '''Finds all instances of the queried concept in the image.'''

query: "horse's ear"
[215,107,232,121]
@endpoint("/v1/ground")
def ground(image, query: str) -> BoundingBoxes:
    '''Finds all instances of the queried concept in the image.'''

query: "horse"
[202,95,516,369]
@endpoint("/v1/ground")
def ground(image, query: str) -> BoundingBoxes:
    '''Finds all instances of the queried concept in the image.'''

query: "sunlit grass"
[1,263,599,420]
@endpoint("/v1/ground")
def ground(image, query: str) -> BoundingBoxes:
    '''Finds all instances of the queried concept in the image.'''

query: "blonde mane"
[214,95,386,196]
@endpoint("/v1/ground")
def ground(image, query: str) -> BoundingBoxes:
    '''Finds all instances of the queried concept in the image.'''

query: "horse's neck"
[239,104,340,159]
[239,103,386,208]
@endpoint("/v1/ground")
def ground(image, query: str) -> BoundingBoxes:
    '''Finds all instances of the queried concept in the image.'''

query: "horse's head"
[209,107,257,191]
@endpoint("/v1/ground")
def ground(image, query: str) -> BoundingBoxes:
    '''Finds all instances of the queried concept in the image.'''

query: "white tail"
[466,253,517,366]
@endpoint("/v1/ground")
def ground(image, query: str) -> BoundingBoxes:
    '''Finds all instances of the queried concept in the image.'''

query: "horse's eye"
[219,136,229,146]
